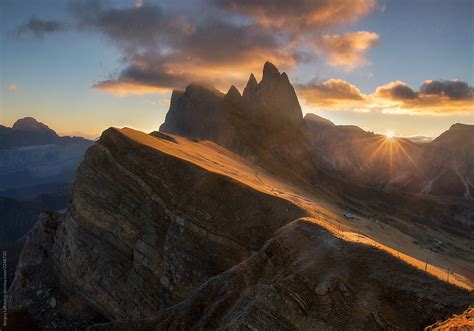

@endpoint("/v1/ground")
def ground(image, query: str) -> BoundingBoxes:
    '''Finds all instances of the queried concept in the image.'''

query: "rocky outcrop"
[8,127,473,329]
[160,62,317,182]
[159,84,224,142]
[7,211,107,329]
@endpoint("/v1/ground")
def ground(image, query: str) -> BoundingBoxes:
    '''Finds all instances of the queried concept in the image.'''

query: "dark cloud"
[374,80,473,114]
[375,81,418,100]
[70,0,190,48]
[93,51,191,95]
[16,16,65,37]
[19,0,378,94]
[420,80,473,100]
[73,0,296,94]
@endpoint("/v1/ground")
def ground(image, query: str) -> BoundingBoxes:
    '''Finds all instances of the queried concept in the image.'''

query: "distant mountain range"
[0,117,93,191]
[305,114,474,199]
[0,117,93,286]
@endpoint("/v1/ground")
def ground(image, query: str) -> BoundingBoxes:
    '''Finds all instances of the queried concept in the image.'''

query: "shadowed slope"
[8,128,473,329]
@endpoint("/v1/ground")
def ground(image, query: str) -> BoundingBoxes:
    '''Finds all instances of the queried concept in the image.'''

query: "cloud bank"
[22,0,375,95]
[299,79,473,115]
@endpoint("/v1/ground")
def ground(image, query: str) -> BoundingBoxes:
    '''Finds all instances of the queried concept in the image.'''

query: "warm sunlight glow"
[384,130,394,138]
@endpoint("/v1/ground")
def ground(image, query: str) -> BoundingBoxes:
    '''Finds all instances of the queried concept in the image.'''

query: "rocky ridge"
[8,127,473,330]
[160,62,317,182]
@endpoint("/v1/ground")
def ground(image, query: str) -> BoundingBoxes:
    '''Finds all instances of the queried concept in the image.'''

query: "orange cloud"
[298,79,473,115]
[298,79,368,108]
[93,81,170,96]
[379,95,473,115]
[94,49,297,96]
[321,31,380,70]
[374,80,473,114]
[64,1,380,96]
[375,81,417,100]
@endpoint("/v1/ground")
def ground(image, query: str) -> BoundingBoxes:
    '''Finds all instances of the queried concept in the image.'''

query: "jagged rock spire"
[224,85,242,108]
[262,61,280,80]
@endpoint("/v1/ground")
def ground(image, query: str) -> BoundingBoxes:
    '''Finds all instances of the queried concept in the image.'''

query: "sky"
[0,0,473,138]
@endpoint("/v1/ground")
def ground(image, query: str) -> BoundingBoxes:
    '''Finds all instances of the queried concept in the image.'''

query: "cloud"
[70,0,181,48]
[212,0,377,32]
[375,81,417,100]
[374,80,473,114]
[16,16,65,37]
[5,83,17,91]
[21,0,377,95]
[93,80,170,96]
[420,80,473,100]
[299,78,473,115]
[297,79,367,108]
[211,1,379,69]
[72,1,297,95]
[320,31,380,70]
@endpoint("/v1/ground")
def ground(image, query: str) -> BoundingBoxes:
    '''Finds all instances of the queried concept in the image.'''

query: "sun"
[384,130,395,138]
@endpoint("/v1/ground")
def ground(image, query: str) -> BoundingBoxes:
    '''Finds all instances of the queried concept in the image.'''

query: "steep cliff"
[8,127,305,327]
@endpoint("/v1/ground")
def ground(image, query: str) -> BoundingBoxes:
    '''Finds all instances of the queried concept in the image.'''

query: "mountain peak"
[12,117,57,135]
[449,123,473,132]
[244,73,258,92]
[263,61,280,80]
[224,85,242,107]
[185,82,224,97]
[304,113,335,128]
[227,85,241,98]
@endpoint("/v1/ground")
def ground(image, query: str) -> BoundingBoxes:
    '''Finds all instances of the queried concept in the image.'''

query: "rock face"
[91,219,472,330]
[8,128,473,330]
[9,128,305,327]
[7,211,107,329]
[0,194,69,287]
[160,62,316,182]
[159,84,224,142]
